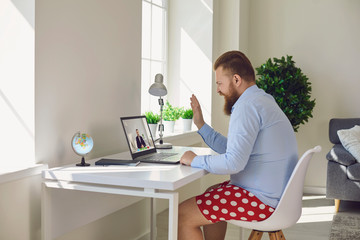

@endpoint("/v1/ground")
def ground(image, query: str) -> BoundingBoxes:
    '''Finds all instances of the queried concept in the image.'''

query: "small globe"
[72,132,94,156]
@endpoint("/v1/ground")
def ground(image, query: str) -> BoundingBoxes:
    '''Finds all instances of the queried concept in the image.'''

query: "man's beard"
[221,87,240,116]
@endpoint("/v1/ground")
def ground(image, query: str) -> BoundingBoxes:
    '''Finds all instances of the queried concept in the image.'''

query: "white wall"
[0,175,42,240]
[35,0,142,168]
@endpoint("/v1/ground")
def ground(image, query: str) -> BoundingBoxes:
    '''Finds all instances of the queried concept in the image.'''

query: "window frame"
[141,0,169,114]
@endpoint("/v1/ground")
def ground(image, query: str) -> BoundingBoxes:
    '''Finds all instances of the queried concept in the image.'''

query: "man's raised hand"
[190,94,205,130]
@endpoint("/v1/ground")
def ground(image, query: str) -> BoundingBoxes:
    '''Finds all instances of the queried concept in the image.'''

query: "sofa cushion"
[338,125,360,163]
[347,163,360,181]
[326,144,357,166]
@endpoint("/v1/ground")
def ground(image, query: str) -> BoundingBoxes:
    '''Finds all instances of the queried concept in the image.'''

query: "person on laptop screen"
[177,51,298,240]
[135,129,147,149]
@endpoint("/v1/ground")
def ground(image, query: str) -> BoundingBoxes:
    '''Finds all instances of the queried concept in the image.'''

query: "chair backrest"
[267,145,322,229]
[228,146,321,231]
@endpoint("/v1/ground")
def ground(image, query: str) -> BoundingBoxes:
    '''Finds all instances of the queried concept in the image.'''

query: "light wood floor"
[156,195,360,240]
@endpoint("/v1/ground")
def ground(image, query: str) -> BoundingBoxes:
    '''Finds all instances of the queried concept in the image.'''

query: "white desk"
[42,146,214,240]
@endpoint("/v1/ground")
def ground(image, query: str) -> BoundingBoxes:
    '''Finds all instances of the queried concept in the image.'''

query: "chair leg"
[268,230,286,240]
[248,230,263,240]
[334,199,340,212]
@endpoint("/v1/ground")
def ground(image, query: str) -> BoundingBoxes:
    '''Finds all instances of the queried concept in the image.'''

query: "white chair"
[228,146,322,240]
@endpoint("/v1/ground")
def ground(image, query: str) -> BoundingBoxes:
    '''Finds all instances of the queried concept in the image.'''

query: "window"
[141,0,168,113]
[141,0,213,130]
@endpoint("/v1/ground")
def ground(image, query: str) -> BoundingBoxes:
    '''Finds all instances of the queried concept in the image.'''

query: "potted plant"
[256,55,315,132]
[163,101,181,133]
[181,108,193,131]
[144,111,160,137]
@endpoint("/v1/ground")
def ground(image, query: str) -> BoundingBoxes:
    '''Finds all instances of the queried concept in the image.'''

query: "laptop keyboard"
[136,152,177,161]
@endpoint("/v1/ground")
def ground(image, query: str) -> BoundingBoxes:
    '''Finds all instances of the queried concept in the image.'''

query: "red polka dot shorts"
[196,181,275,223]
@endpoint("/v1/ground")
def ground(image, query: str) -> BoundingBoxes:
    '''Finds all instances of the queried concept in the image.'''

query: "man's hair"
[214,51,255,82]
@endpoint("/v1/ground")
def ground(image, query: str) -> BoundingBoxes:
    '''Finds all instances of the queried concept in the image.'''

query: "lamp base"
[156,142,172,149]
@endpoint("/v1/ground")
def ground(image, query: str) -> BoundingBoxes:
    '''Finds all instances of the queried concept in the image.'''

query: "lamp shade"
[148,73,167,97]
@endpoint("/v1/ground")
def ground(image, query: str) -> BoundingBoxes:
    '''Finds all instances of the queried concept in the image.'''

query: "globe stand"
[76,156,90,167]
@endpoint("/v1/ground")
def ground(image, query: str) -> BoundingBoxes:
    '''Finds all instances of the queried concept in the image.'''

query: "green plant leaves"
[181,108,193,119]
[163,101,182,121]
[145,102,193,122]
[256,55,315,132]
[144,111,160,124]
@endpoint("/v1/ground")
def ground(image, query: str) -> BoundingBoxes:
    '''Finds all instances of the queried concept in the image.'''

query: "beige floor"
[156,195,360,240]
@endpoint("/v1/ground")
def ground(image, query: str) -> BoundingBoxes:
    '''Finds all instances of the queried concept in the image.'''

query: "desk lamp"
[148,73,172,149]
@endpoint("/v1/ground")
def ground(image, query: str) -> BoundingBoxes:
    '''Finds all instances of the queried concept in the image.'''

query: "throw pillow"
[326,144,357,166]
[337,125,360,163]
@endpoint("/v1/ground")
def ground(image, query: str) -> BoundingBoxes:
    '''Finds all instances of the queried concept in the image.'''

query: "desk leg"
[150,197,157,240]
[168,192,179,240]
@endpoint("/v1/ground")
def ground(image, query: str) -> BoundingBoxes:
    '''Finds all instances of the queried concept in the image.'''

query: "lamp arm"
[158,96,164,144]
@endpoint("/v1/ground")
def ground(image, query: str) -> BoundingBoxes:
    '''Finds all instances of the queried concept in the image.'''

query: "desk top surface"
[42,146,214,191]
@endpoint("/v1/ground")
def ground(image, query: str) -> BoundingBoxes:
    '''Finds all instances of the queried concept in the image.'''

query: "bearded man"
[178,51,298,240]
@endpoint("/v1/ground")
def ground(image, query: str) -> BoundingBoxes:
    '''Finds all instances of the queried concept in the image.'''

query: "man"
[178,51,298,240]
[135,129,146,149]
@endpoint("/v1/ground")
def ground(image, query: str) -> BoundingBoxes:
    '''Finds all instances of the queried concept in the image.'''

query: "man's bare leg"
[178,197,215,240]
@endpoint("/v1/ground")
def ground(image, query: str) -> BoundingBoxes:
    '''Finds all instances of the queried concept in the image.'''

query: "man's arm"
[136,137,141,148]
[190,94,227,153]
[198,124,227,154]
[140,136,146,146]
[188,103,260,175]
[180,95,227,165]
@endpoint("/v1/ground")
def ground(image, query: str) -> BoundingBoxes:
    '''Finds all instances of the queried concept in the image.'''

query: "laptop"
[120,116,180,164]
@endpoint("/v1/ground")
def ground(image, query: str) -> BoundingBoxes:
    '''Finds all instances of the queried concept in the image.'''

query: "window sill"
[0,164,48,184]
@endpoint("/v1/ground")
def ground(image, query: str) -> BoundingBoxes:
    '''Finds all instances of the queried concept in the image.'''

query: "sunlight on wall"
[180,28,212,124]
[201,0,213,14]
[0,0,35,170]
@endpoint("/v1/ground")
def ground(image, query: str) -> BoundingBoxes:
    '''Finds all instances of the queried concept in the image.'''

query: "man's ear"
[233,74,242,86]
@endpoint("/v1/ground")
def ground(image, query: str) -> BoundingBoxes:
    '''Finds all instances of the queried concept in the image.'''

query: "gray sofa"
[326,118,360,212]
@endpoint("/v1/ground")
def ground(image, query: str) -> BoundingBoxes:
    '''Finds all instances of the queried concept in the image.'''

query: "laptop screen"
[121,116,156,157]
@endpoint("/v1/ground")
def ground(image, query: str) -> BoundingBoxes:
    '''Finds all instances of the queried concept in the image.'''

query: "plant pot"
[164,120,175,133]
[182,118,192,132]
[148,123,157,138]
